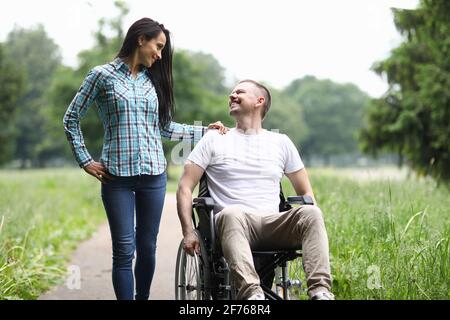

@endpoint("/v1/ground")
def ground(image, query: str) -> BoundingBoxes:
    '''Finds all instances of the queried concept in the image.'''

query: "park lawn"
[281,169,449,300]
[0,168,105,299]
[0,167,448,300]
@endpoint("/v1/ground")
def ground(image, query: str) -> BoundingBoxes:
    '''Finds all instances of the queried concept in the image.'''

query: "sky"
[0,0,419,97]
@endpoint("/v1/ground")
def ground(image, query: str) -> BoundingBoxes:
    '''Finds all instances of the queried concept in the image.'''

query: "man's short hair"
[238,79,272,119]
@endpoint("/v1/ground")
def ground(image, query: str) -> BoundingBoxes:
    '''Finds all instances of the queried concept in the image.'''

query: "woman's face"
[138,31,167,67]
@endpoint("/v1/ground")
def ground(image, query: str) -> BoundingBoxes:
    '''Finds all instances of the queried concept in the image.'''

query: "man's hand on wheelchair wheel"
[183,232,201,256]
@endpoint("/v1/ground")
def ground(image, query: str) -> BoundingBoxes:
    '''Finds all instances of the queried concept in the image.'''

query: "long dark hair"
[117,18,174,128]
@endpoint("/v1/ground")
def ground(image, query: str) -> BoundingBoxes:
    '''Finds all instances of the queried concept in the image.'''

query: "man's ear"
[255,96,265,108]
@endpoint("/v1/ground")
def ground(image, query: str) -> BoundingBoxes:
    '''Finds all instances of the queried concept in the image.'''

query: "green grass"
[282,169,450,300]
[0,169,105,300]
[167,164,183,193]
[1,167,449,300]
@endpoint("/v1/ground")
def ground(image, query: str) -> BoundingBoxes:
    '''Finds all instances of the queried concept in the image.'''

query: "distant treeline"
[1,0,448,182]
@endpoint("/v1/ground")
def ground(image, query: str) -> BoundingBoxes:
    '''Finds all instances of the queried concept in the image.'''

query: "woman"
[63,17,226,300]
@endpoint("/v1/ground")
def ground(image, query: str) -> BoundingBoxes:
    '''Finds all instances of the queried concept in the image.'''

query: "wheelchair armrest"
[193,197,217,253]
[287,195,314,205]
[193,197,215,211]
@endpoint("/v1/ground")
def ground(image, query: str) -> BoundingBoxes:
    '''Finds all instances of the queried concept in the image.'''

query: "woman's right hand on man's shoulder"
[83,161,113,183]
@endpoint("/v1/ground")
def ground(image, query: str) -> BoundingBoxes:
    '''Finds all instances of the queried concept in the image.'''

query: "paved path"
[39,194,181,300]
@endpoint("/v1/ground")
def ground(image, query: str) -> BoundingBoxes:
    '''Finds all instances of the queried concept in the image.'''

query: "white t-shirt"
[187,128,304,215]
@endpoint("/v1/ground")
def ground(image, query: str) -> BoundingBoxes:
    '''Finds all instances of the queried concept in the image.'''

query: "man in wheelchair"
[176,79,334,300]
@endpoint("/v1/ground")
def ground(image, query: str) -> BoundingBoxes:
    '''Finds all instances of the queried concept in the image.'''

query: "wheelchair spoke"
[175,234,211,300]
[185,254,200,299]
[287,259,304,300]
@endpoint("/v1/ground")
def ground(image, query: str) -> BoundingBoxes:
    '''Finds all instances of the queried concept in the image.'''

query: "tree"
[172,49,230,127]
[46,1,129,163]
[285,76,370,165]
[76,0,128,74]
[47,1,231,170]
[360,0,450,182]
[165,49,230,172]
[5,24,62,167]
[41,66,84,163]
[263,85,308,153]
[0,44,24,165]
[183,51,229,96]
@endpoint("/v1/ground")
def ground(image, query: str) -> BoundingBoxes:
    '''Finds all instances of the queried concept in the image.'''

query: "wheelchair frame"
[175,177,311,300]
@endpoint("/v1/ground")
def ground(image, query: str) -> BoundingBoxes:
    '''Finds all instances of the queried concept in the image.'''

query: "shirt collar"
[111,57,150,79]
[111,58,128,73]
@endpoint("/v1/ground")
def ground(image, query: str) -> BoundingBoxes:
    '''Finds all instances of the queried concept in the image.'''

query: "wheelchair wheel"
[175,231,211,300]
[274,260,304,300]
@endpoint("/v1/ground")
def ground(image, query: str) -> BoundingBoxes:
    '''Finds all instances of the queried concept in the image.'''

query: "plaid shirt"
[63,58,206,176]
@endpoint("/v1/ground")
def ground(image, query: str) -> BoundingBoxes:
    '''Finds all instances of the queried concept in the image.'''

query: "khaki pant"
[215,205,332,299]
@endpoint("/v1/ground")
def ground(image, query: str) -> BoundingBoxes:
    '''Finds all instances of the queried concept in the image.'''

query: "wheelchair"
[175,175,312,300]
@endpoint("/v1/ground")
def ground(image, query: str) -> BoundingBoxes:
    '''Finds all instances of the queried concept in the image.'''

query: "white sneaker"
[247,293,265,300]
[311,291,335,300]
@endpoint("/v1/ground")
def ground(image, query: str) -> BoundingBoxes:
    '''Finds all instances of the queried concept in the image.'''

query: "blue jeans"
[101,173,167,300]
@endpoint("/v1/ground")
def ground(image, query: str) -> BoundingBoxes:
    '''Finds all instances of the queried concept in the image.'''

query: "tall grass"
[0,169,105,300]
[283,169,450,300]
[1,167,448,300]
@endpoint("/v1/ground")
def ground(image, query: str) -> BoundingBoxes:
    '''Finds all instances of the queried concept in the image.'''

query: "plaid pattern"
[63,58,206,176]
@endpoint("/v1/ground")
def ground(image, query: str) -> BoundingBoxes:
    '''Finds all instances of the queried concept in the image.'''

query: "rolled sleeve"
[161,121,206,144]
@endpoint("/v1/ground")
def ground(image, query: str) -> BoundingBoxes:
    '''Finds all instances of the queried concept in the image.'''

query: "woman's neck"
[122,54,141,78]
